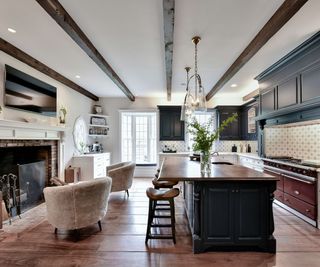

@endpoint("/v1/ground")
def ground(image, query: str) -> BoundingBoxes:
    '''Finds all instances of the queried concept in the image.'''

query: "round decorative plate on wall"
[73,116,87,153]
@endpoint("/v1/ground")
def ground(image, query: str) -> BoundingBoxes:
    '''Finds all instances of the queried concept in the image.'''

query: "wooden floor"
[1,178,320,267]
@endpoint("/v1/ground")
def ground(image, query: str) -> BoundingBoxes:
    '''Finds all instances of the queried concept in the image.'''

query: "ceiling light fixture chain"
[181,36,207,121]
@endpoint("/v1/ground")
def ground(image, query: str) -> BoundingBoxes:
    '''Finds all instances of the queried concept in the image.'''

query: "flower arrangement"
[188,113,238,174]
[188,113,238,153]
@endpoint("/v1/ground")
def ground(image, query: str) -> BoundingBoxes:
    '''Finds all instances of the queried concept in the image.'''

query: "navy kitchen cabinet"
[216,106,241,140]
[241,101,258,140]
[256,31,320,121]
[158,106,185,141]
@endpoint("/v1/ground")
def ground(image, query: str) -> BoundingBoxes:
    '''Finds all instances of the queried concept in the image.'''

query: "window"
[187,112,215,151]
[121,111,157,165]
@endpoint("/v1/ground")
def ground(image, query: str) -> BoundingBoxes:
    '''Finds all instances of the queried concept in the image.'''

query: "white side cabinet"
[72,152,111,180]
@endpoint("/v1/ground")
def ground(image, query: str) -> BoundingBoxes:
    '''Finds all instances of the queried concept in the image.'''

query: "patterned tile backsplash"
[265,124,320,160]
[214,140,258,153]
[159,140,258,153]
[159,141,187,152]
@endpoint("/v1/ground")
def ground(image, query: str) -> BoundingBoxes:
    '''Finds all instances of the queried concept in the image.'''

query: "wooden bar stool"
[145,187,179,244]
[152,177,178,189]
[153,169,178,189]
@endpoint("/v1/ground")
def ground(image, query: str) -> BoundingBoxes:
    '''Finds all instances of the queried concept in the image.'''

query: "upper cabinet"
[241,101,258,141]
[256,31,320,121]
[158,106,185,141]
[216,106,241,140]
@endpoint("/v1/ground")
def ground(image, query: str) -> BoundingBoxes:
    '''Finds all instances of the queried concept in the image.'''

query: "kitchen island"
[158,157,278,253]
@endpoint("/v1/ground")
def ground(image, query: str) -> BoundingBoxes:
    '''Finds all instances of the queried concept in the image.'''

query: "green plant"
[188,113,238,152]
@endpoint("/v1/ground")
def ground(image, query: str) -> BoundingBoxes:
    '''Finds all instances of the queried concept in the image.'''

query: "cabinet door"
[277,77,298,109]
[203,185,235,244]
[301,65,320,104]
[159,107,185,141]
[261,88,275,115]
[234,185,267,244]
[218,109,240,140]
[159,111,172,140]
[172,111,185,140]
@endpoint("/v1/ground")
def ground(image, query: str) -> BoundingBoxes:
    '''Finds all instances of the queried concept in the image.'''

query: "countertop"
[73,152,110,157]
[159,151,190,155]
[158,157,276,181]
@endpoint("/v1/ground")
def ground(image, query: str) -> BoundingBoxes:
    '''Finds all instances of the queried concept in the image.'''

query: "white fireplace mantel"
[0,119,67,140]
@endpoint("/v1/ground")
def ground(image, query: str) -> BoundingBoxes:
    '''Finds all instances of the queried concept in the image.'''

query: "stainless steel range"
[263,156,318,227]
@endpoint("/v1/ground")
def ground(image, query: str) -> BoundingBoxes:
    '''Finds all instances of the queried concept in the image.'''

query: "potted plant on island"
[188,113,238,174]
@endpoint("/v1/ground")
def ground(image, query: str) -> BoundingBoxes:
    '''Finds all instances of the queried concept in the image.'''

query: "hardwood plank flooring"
[0,178,320,267]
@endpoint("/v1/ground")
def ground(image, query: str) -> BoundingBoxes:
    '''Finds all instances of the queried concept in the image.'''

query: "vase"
[200,150,211,175]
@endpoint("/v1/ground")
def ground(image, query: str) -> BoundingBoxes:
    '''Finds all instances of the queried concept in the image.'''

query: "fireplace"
[0,140,58,217]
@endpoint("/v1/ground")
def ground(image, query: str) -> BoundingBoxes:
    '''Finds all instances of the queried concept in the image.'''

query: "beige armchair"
[106,161,135,196]
[43,177,112,233]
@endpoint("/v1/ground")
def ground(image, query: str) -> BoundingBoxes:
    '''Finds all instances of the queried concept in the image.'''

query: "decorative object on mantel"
[188,113,238,174]
[181,36,207,121]
[59,106,67,124]
[73,116,88,154]
[0,106,3,120]
[93,105,103,114]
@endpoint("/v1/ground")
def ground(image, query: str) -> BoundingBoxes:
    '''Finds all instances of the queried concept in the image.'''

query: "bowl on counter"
[162,150,177,153]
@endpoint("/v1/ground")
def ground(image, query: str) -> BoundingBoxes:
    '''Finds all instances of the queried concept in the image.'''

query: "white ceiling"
[0,0,319,102]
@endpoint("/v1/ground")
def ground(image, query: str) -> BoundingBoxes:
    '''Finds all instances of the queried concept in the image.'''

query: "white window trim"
[119,109,158,165]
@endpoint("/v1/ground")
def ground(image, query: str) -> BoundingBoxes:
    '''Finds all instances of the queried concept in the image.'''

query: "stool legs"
[145,198,176,244]
[169,198,176,244]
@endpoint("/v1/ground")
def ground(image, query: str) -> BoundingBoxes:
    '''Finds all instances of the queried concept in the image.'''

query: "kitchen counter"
[159,157,275,181]
[158,157,277,253]
[158,151,190,155]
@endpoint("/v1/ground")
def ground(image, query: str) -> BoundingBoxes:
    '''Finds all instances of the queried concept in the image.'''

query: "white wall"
[0,51,94,171]
[98,96,183,164]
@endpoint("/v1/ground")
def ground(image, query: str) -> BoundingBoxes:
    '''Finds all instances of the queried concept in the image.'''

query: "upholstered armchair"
[43,177,112,233]
[106,162,135,196]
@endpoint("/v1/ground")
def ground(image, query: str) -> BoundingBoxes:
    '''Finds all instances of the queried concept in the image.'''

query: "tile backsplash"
[265,124,320,160]
[214,140,258,153]
[159,141,186,152]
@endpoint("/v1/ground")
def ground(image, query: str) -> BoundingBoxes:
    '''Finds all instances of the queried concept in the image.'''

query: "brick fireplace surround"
[0,139,58,182]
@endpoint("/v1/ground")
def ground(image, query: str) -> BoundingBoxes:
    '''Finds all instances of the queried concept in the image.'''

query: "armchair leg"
[98,220,102,231]
[126,189,129,197]
[54,228,57,234]
[74,229,80,240]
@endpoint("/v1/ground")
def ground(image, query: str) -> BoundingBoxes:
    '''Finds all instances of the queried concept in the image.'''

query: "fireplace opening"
[0,143,56,218]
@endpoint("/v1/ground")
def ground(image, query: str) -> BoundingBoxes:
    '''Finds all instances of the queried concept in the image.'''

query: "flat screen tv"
[4,65,57,117]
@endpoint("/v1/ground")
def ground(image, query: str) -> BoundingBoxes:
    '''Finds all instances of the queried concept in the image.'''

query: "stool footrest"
[151,224,172,227]
[153,215,171,218]
[147,235,174,239]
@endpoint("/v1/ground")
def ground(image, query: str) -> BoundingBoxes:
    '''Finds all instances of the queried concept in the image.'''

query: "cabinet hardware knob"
[232,190,235,193]
[294,190,300,195]
[306,209,310,212]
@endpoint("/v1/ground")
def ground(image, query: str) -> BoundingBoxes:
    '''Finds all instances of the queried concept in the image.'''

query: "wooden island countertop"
[158,157,277,181]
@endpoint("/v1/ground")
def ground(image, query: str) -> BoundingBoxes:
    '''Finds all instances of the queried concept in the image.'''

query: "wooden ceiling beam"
[163,0,175,101]
[243,88,259,102]
[0,38,99,101]
[36,0,135,101]
[206,0,309,101]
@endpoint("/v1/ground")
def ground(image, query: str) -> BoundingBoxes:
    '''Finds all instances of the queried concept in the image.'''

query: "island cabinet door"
[202,184,235,244]
[234,185,268,244]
